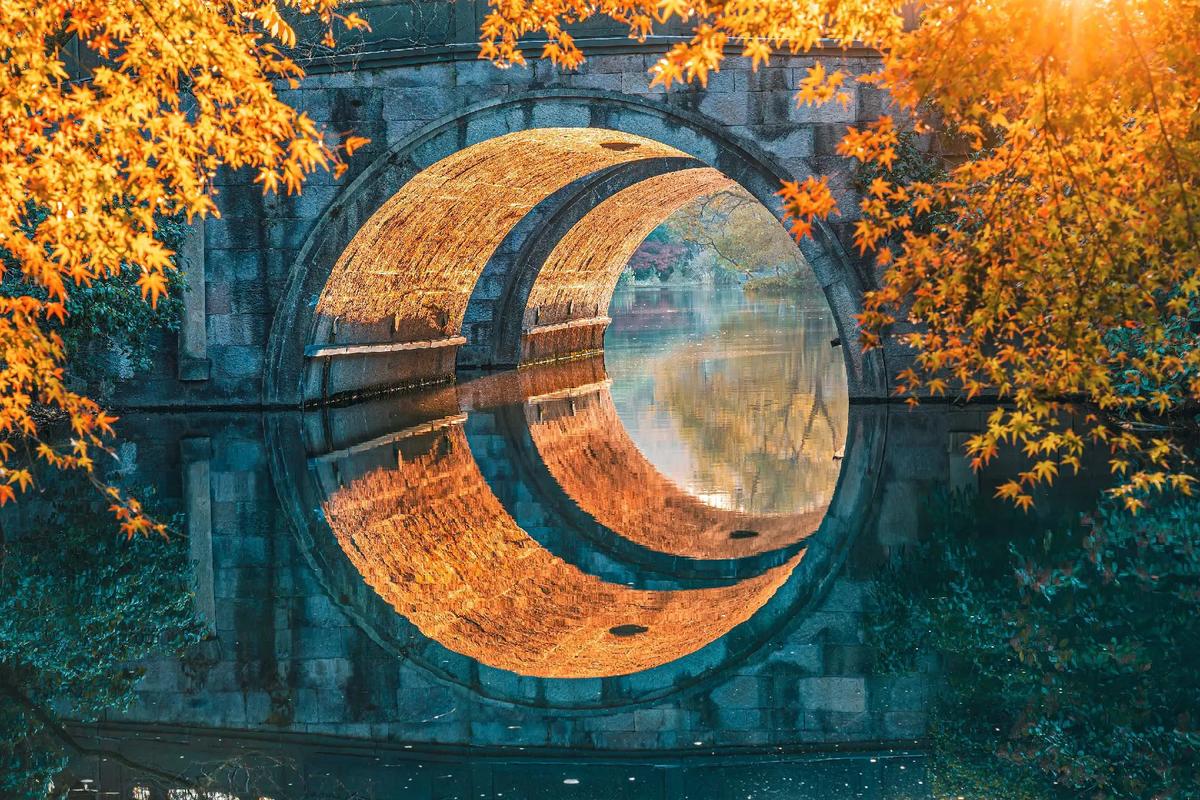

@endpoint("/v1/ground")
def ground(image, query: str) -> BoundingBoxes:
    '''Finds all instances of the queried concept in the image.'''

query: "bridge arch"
[264,89,885,406]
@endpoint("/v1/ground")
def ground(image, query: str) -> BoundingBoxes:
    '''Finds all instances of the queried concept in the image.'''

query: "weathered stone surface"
[797,677,868,713]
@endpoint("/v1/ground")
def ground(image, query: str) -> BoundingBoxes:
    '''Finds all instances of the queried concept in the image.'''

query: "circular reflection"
[271,352,884,706]
[283,298,854,688]
[320,423,802,678]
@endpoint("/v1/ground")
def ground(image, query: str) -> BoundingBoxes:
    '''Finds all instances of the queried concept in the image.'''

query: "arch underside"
[301,128,775,404]
[518,167,738,365]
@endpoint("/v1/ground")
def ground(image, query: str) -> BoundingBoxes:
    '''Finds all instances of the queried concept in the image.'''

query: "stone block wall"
[101,401,957,751]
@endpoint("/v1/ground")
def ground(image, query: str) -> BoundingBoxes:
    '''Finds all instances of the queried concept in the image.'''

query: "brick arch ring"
[263,89,888,407]
[263,90,891,710]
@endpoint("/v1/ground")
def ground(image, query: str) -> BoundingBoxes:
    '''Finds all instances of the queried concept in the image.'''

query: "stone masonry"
[108,1,891,409]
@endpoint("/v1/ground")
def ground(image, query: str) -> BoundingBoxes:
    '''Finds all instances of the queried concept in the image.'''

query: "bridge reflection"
[321,423,801,678]
[523,381,827,560]
[299,357,836,679]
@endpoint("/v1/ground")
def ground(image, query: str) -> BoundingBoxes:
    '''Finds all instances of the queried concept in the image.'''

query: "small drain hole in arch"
[600,141,640,151]
[609,624,649,637]
[729,529,760,539]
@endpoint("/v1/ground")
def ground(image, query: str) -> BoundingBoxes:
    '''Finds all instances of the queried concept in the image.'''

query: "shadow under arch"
[265,359,889,711]
[264,89,888,408]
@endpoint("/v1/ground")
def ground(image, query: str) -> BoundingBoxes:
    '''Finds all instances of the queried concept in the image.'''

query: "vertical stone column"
[182,437,216,635]
[178,219,211,381]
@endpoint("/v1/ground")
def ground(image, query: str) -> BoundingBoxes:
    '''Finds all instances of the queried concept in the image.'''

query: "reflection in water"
[4,284,1189,799]
[527,386,827,559]
[606,287,846,515]
[303,286,847,678]
[320,422,801,678]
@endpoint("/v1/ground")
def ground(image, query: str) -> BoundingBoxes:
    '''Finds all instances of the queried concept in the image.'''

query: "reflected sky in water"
[605,286,846,515]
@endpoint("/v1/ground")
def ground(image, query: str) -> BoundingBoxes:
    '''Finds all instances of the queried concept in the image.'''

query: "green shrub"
[0,478,202,798]
[870,492,1200,799]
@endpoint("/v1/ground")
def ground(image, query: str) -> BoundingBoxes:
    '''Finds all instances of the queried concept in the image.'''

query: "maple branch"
[1115,0,1198,250]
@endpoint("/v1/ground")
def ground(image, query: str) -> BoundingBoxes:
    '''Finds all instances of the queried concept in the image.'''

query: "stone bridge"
[49,10,954,794]
[114,0,892,409]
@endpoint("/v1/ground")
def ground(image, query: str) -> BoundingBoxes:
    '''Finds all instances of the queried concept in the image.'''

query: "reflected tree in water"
[652,304,846,515]
[0,479,202,798]
[870,492,1200,799]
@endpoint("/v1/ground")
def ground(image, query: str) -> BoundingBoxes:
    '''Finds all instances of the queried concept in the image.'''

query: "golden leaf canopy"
[481,0,1200,510]
[1,0,364,528]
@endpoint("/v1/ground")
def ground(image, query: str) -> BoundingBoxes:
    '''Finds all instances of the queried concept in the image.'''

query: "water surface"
[3,279,1190,800]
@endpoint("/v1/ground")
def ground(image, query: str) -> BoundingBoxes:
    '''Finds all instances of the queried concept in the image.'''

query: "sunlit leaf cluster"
[482,0,1200,510]
[1,0,367,529]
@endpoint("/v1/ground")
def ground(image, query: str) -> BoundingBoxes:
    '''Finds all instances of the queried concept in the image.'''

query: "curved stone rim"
[265,400,887,712]
[263,88,888,407]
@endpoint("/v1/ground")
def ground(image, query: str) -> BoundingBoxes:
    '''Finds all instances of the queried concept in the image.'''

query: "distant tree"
[628,238,688,281]
[481,0,1200,511]
[665,189,806,280]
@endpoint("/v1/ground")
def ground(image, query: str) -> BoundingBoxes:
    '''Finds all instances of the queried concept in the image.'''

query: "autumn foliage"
[1,0,366,531]
[481,0,1200,510]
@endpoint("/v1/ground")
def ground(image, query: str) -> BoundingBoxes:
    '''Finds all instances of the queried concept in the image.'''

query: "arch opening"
[267,92,887,407]
[514,166,738,366]
[305,143,799,398]
[301,127,690,403]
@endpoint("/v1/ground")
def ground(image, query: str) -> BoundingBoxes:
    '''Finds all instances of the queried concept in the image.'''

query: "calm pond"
[2,285,1195,798]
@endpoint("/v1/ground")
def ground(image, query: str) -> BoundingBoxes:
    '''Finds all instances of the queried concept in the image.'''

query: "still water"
[605,287,845,517]
[3,285,1195,798]
[300,285,849,681]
